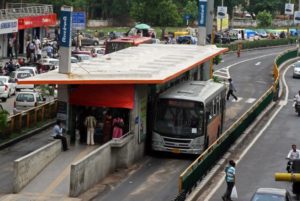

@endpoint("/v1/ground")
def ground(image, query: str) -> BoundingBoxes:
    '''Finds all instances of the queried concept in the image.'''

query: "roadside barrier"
[175,48,298,200]
[0,100,57,141]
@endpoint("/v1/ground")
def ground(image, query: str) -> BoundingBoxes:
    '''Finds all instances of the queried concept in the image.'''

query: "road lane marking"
[204,64,291,201]
[255,62,261,66]
[245,98,256,104]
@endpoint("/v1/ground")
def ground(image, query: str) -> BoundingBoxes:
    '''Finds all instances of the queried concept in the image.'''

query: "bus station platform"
[0,94,256,201]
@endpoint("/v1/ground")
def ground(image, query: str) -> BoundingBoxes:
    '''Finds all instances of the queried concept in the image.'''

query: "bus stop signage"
[198,0,207,27]
[60,10,72,47]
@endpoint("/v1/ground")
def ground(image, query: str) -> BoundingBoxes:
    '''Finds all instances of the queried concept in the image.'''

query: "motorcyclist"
[294,91,300,111]
[286,144,300,172]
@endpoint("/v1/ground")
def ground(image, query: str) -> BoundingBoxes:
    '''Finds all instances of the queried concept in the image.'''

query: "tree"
[130,0,181,39]
[183,0,198,26]
[0,109,9,133]
[257,10,272,27]
[240,0,284,19]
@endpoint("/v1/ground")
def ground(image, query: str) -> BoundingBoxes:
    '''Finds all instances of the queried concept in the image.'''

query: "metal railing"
[0,100,57,141]
[0,4,53,20]
[175,48,298,200]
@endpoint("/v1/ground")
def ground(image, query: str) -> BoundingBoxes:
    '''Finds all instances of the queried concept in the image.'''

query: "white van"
[17,66,39,76]
[10,71,34,91]
[13,90,45,114]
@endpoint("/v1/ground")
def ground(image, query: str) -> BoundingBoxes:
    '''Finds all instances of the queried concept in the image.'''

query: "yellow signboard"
[217,14,229,31]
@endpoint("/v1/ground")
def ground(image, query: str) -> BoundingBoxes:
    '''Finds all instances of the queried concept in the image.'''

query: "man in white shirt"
[294,91,300,109]
[287,144,300,160]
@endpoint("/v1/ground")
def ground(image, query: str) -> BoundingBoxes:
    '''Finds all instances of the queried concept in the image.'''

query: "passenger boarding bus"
[152,80,226,154]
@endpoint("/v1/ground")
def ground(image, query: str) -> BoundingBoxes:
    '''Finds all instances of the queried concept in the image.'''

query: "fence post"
[26,113,30,128]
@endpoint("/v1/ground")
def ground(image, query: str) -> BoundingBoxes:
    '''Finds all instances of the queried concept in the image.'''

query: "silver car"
[251,188,292,201]
[293,61,300,78]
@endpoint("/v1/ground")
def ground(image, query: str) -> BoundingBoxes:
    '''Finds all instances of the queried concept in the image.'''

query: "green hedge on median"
[219,37,297,51]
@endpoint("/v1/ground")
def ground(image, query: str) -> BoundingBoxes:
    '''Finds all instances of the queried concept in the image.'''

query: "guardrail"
[0,100,57,142]
[0,4,53,19]
[175,48,298,200]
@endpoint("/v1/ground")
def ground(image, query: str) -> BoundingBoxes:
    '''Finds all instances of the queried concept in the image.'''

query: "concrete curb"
[185,53,298,201]
[224,44,296,55]
[0,120,56,150]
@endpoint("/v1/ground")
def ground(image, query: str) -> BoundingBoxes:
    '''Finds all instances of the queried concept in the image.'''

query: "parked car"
[10,71,34,91]
[13,90,46,114]
[72,32,100,46]
[0,75,16,97]
[72,50,97,57]
[0,81,8,102]
[176,35,197,44]
[207,33,231,44]
[40,58,59,68]
[250,188,292,201]
[292,61,300,78]
[17,66,39,76]
[72,54,91,62]
[71,57,79,63]
[256,29,268,38]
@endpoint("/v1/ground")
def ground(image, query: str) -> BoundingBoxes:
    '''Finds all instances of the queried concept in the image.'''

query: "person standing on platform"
[112,114,124,138]
[84,112,97,145]
[102,110,113,143]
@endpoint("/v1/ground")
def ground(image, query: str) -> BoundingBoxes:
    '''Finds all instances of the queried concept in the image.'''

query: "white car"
[40,58,59,68]
[72,54,91,62]
[0,81,8,102]
[17,66,39,77]
[13,90,46,114]
[293,61,300,78]
[0,75,16,97]
[10,71,34,91]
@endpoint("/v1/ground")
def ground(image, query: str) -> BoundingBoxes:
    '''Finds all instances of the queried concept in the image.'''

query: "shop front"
[17,13,57,55]
[0,19,18,58]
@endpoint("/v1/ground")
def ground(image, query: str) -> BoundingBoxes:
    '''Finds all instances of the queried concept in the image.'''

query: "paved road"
[207,57,300,200]
[91,46,295,201]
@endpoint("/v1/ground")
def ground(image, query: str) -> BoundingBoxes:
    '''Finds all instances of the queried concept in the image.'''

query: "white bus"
[152,80,226,154]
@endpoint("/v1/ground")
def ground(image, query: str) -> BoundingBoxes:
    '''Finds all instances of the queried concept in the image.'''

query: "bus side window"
[213,99,217,116]
[206,102,213,121]
[216,96,220,115]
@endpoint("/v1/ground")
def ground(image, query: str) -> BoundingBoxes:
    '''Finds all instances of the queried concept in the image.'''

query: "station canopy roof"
[18,44,227,85]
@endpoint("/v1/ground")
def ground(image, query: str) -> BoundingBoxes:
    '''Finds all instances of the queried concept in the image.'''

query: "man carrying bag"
[222,160,237,201]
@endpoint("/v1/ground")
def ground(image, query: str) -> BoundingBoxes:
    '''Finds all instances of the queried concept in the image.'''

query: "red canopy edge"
[69,84,135,109]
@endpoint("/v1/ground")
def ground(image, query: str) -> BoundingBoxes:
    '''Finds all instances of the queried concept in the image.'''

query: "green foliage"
[240,0,284,18]
[220,37,297,51]
[0,109,9,131]
[183,0,198,25]
[257,11,272,27]
[130,0,181,27]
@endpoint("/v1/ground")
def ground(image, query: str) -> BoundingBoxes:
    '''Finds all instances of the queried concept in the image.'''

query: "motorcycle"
[295,102,300,116]
[290,159,300,200]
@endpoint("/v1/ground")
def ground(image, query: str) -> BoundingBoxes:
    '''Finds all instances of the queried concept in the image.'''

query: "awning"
[69,85,134,109]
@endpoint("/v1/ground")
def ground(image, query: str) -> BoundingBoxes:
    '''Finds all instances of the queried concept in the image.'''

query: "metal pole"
[220,0,224,32]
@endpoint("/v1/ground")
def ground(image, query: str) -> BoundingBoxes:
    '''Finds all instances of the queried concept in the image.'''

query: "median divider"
[175,48,298,201]
[13,139,61,193]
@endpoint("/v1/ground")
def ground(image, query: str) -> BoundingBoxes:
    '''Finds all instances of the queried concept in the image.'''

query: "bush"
[257,11,272,27]
[219,37,297,51]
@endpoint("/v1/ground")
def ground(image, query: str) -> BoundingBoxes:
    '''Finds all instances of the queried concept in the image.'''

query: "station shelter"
[19,44,227,160]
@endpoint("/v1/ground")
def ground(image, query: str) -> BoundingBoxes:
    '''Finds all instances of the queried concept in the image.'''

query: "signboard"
[198,0,207,27]
[294,11,300,24]
[217,14,229,31]
[0,19,18,34]
[285,3,294,15]
[72,12,86,30]
[60,10,72,47]
[217,6,227,19]
[18,14,57,30]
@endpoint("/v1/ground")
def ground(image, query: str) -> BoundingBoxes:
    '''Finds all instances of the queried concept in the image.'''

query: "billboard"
[285,3,294,15]
[217,6,227,19]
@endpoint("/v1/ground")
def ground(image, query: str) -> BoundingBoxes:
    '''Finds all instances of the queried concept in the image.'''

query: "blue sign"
[198,0,207,27]
[60,10,72,47]
[184,15,191,20]
[72,12,86,30]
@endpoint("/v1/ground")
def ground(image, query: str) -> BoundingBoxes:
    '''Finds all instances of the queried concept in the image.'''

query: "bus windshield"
[154,99,204,138]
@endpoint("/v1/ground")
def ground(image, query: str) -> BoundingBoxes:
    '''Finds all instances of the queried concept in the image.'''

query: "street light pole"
[220,0,224,32]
